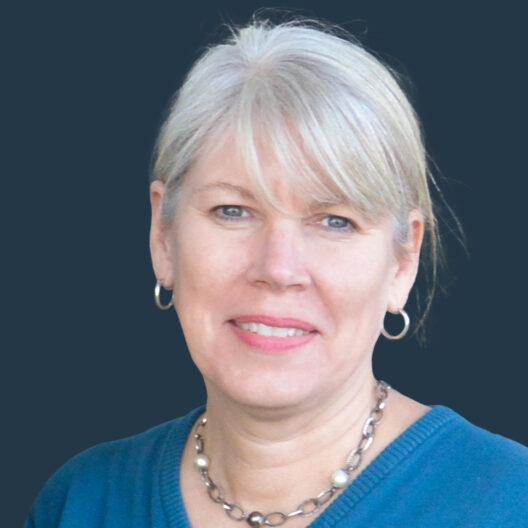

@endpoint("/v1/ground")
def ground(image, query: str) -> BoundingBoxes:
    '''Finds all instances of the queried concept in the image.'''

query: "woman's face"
[150,141,423,410]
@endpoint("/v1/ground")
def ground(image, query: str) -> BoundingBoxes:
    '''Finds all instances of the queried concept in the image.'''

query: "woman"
[26,18,527,528]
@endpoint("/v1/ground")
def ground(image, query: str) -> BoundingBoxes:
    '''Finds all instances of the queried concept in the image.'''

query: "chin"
[205,365,334,413]
[194,328,356,412]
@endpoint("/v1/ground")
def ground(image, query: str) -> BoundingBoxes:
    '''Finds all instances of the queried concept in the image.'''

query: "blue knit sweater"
[25,406,528,527]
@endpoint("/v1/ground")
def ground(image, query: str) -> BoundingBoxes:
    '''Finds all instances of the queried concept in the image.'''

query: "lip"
[228,314,318,354]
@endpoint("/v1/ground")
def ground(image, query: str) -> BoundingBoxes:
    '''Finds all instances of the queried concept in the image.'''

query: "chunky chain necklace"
[192,380,391,527]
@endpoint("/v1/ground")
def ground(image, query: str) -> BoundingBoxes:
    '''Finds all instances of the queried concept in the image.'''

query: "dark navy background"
[5,2,527,526]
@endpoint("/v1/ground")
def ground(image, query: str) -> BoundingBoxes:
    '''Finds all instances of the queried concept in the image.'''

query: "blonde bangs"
[204,74,415,231]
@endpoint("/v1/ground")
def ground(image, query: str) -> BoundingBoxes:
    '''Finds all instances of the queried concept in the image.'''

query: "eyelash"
[212,205,356,232]
[320,215,356,232]
[213,205,250,220]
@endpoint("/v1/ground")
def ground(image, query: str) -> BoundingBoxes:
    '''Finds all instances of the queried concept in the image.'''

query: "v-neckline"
[160,405,456,528]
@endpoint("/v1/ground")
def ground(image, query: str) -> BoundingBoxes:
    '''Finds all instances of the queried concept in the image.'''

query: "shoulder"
[432,406,528,475]
[43,414,183,486]
[25,407,203,527]
[407,405,528,524]
[351,405,528,527]
[410,405,528,485]
[388,396,527,480]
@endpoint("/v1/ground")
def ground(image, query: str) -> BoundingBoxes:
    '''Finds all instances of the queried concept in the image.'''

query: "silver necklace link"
[192,380,391,527]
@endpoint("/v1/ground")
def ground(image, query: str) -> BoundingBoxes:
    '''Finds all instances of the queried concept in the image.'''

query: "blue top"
[25,405,528,527]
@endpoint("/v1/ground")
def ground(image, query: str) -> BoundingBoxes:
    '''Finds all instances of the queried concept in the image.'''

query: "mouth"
[228,315,318,353]
[232,321,311,337]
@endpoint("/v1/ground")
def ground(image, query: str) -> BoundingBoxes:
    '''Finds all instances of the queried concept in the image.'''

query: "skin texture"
[150,140,423,413]
[149,140,426,526]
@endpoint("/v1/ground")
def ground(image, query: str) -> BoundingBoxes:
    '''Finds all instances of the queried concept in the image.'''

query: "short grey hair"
[151,18,441,335]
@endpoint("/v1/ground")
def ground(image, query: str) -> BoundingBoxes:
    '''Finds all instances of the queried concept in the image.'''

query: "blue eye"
[322,215,353,230]
[214,205,250,219]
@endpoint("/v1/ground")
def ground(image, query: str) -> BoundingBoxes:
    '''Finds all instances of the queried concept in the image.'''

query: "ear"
[387,210,425,313]
[149,180,175,288]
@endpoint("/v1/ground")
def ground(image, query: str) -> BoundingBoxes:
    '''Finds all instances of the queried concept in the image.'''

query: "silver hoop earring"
[381,308,410,340]
[154,281,173,310]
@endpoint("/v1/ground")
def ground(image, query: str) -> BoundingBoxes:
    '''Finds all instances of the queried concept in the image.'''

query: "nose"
[247,222,311,292]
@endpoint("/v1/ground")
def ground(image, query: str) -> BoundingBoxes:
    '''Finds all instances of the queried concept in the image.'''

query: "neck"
[199,369,382,513]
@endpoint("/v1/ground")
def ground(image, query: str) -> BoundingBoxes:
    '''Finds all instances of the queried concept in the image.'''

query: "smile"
[233,321,310,337]
[228,315,317,353]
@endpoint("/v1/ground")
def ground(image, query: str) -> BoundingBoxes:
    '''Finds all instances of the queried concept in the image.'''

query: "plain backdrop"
[4,1,527,526]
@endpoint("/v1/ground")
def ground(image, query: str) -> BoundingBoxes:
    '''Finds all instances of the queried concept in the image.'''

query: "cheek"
[321,241,395,334]
[169,222,250,332]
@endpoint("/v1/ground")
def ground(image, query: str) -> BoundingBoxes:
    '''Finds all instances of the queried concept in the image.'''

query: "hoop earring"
[154,281,173,310]
[381,308,410,340]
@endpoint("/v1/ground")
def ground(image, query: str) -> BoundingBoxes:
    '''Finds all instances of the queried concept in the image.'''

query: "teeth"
[258,323,272,336]
[236,322,310,337]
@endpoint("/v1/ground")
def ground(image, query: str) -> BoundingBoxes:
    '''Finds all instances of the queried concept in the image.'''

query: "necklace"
[192,379,391,527]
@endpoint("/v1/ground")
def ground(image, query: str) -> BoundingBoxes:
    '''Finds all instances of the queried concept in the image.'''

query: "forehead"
[183,136,349,212]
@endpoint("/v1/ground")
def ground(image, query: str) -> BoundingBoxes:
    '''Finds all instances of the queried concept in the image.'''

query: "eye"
[213,205,251,220]
[321,215,355,231]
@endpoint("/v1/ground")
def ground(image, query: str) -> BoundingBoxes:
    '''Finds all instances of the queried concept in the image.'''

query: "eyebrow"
[193,182,255,199]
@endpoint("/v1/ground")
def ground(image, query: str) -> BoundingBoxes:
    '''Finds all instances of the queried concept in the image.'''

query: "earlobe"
[149,180,174,288]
